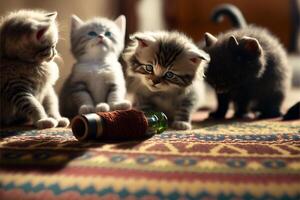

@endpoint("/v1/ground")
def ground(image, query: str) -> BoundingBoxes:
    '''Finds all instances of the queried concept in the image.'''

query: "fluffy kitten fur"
[203,4,292,119]
[0,10,69,128]
[123,31,210,130]
[60,15,130,118]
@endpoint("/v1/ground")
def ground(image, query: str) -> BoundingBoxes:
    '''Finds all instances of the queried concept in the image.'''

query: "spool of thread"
[71,109,168,141]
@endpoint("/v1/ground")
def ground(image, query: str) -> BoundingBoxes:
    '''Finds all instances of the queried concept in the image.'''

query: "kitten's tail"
[211,4,247,28]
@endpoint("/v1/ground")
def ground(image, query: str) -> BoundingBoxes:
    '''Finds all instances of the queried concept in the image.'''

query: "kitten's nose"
[152,78,161,85]
[98,34,104,39]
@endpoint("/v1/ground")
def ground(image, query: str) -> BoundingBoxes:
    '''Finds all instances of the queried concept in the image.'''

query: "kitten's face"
[204,33,265,93]
[0,10,58,63]
[71,15,125,61]
[124,32,210,92]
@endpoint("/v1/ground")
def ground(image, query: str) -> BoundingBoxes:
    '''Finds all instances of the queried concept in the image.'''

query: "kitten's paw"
[110,100,132,111]
[57,117,70,127]
[96,103,110,112]
[172,121,192,130]
[35,117,58,129]
[79,105,95,114]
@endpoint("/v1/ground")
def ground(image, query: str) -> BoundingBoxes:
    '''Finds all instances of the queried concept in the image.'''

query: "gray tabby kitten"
[60,15,130,118]
[203,4,292,119]
[123,31,210,130]
[0,10,69,129]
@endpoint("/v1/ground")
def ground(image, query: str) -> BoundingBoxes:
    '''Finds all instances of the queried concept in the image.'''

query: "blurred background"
[1,0,299,109]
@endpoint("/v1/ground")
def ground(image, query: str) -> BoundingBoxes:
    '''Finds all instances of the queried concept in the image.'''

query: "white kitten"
[60,15,131,118]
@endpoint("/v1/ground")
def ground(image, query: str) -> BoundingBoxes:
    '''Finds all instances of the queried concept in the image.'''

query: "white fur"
[72,57,127,106]
[60,15,131,117]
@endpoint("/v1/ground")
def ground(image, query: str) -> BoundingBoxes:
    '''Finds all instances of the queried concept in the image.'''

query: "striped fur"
[0,10,69,128]
[123,31,210,130]
[59,15,130,118]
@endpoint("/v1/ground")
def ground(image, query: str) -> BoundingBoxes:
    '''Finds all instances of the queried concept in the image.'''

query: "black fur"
[204,4,292,119]
[283,101,300,120]
[211,4,247,28]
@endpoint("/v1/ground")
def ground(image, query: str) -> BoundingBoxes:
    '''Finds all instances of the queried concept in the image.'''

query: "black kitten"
[203,4,292,119]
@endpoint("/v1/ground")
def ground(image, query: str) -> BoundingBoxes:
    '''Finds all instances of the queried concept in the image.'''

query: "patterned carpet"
[0,119,300,200]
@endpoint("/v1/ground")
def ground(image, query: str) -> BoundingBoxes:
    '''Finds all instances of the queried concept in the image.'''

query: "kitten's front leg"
[44,87,69,127]
[172,98,195,130]
[9,90,57,129]
[233,94,252,119]
[106,83,131,111]
[209,93,230,119]
[71,82,95,114]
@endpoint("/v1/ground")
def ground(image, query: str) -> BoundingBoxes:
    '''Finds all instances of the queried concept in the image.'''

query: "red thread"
[97,110,148,140]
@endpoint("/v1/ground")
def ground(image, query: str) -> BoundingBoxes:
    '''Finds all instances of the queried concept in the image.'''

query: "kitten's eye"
[144,64,153,73]
[88,31,98,37]
[165,71,174,79]
[38,45,51,53]
[105,31,112,37]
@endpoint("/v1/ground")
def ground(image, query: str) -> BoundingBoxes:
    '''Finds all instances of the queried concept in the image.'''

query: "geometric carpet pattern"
[1,120,300,200]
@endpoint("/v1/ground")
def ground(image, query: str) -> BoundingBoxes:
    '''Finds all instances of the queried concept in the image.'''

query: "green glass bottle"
[144,111,168,136]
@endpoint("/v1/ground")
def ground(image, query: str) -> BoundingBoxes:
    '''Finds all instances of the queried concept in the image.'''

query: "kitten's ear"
[35,12,57,40]
[204,32,217,47]
[228,35,239,48]
[45,12,57,21]
[129,33,155,48]
[240,36,262,55]
[71,15,83,30]
[35,25,49,41]
[36,28,47,40]
[115,15,126,38]
[189,49,210,65]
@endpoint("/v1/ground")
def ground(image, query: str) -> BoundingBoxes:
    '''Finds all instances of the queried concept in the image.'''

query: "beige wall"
[0,0,117,92]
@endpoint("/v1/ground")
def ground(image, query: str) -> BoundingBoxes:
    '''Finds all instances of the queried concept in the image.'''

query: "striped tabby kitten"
[123,31,210,130]
[0,10,69,129]
[60,15,131,118]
